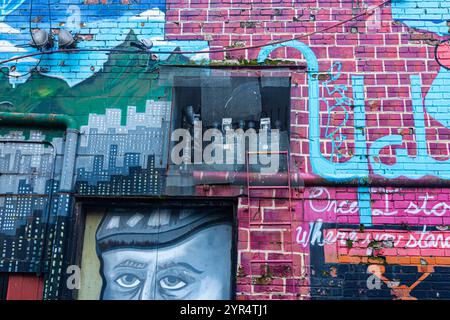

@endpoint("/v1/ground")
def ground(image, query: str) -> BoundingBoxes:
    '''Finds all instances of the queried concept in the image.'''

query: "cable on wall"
[0,0,53,78]
[0,0,392,66]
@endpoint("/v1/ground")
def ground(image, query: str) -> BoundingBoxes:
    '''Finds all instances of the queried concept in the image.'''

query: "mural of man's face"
[99,224,232,300]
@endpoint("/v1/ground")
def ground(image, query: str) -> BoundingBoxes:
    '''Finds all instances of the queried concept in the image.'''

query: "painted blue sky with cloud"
[391,0,450,128]
[0,0,208,86]
[391,0,450,36]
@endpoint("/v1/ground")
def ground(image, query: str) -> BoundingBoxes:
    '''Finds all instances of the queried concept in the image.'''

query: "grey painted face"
[99,224,232,300]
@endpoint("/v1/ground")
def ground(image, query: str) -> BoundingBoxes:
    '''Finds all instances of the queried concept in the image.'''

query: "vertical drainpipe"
[60,128,79,192]
[0,112,79,299]
[45,127,79,300]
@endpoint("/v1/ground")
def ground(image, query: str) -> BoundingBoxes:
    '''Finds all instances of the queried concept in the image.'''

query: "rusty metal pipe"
[0,112,77,129]
[193,170,450,188]
[0,112,79,192]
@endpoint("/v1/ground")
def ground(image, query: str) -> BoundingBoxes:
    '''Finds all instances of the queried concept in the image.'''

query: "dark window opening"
[170,75,291,174]
[173,76,291,132]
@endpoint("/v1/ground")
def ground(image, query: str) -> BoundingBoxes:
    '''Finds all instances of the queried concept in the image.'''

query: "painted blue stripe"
[358,186,372,226]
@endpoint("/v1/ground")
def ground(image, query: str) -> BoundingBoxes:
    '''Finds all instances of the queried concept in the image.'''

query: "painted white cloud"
[129,9,165,22]
[0,22,20,34]
[190,51,210,62]
[0,40,26,52]
[9,56,38,63]
[8,70,22,77]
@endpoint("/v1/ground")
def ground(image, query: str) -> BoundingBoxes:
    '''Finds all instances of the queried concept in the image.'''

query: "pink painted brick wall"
[166,0,450,300]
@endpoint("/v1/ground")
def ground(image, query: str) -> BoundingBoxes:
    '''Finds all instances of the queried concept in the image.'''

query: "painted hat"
[96,207,230,252]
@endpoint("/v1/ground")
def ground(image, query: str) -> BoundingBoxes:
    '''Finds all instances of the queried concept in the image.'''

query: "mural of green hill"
[0,31,171,128]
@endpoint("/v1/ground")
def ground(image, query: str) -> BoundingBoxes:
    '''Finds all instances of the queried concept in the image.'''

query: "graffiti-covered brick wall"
[0,0,450,300]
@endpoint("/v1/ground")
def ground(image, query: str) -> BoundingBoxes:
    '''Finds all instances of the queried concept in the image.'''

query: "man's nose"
[139,277,156,300]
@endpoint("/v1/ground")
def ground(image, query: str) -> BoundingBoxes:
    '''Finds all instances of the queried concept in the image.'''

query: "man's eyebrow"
[114,259,148,270]
[157,262,203,274]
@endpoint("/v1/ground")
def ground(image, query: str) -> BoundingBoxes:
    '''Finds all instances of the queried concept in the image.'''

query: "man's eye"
[115,274,141,289]
[159,276,187,290]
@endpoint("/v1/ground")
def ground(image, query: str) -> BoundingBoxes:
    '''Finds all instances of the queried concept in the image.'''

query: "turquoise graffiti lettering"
[321,62,352,161]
